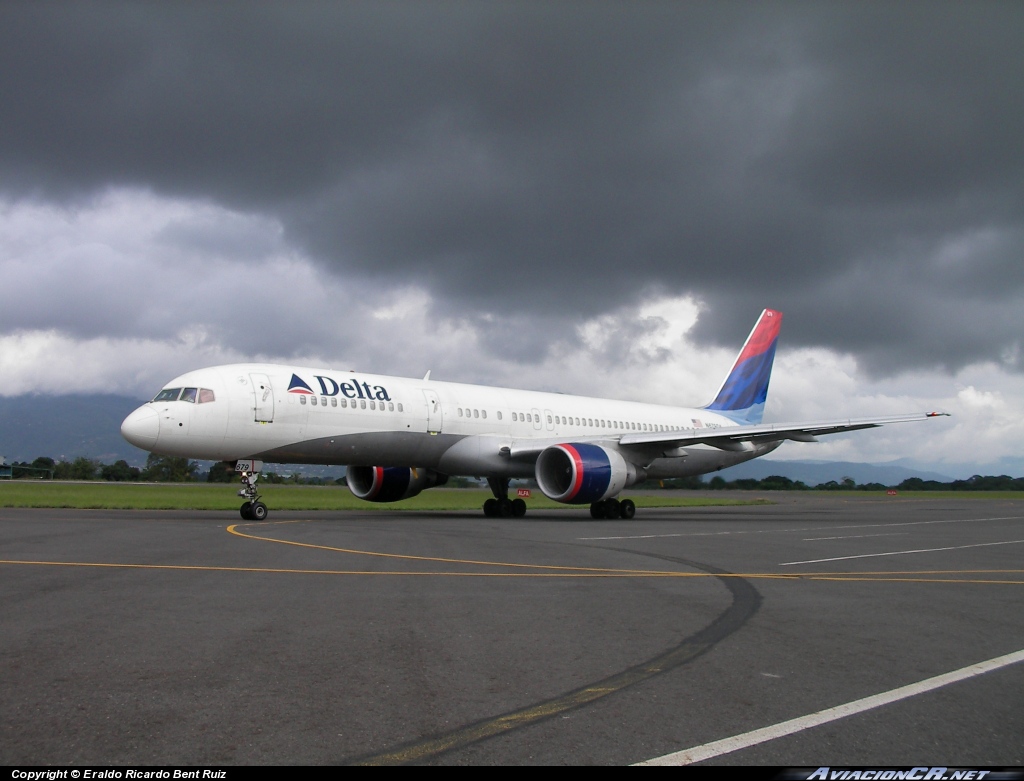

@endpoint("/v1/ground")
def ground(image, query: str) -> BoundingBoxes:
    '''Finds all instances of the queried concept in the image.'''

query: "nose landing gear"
[235,459,268,520]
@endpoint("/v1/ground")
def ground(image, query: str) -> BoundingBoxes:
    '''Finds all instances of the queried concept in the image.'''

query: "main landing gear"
[236,459,268,521]
[590,498,636,520]
[483,477,527,518]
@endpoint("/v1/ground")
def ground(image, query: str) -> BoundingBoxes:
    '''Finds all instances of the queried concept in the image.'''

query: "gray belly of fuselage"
[252,430,465,468]
[253,431,538,479]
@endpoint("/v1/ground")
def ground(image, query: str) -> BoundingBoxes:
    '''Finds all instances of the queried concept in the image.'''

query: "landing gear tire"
[251,502,268,521]
[483,477,527,518]
[240,502,253,520]
[590,498,630,520]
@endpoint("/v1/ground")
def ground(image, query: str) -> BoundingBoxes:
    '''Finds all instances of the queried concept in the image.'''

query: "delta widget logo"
[287,373,391,401]
[286,374,315,394]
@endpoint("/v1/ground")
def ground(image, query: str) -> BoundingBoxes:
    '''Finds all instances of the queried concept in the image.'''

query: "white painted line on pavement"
[781,538,1024,566]
[636,648,1024,766]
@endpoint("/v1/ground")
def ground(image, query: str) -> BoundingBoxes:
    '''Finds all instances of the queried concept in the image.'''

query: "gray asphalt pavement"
[2,494,1022,765]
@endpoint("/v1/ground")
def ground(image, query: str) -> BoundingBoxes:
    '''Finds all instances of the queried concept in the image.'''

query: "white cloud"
[0,329,246,397]
[1,188,1021,472]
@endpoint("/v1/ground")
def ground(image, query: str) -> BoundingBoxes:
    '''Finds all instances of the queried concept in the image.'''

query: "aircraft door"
[250,373,275,422]
[531,407,543,431]
[423,389,442,434]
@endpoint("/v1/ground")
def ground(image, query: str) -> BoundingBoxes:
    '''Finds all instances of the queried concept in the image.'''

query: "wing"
[507,412,949,460]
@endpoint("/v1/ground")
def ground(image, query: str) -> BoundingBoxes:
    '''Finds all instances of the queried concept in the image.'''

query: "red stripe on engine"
[369,466,384,499]
[562,445,585,501]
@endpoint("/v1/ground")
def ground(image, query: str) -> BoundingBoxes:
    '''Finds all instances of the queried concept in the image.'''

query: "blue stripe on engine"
[375,467,413,502]
[569,443,613,504]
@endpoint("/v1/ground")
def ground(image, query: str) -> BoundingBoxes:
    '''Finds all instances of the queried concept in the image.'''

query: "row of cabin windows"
[513,410,675,432]
[457,407,502,420]
[300,395,403,413]
[153,387,216,403]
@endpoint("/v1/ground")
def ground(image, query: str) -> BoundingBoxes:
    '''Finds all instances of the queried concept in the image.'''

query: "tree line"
[7,455,199,482]
[5,455,342,485]
[5,456,1022,491]
[660,474,1024,491]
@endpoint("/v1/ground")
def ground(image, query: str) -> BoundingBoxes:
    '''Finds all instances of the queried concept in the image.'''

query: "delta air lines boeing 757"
[121,309,947,520]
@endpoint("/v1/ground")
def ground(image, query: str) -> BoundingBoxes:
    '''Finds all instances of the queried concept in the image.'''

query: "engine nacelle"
[346,466,448,502]
[535,443,645,504]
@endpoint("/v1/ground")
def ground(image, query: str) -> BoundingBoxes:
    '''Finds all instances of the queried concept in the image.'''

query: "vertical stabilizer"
[704,309,782,424]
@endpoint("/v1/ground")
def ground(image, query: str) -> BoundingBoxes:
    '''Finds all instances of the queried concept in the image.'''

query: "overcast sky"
[1,2,1022,473]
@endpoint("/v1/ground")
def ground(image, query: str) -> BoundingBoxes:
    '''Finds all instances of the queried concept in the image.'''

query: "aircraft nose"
[121,405,159,450]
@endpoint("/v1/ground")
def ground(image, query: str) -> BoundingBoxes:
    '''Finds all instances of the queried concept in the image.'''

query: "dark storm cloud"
[1,2,1022,373]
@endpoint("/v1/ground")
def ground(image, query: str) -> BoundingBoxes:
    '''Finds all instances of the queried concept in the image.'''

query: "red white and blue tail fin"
[704,309,782,424]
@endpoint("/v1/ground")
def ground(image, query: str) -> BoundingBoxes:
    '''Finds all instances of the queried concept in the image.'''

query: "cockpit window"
[153,388,182,402]
[180,387,198,403]
[198,388,215,403]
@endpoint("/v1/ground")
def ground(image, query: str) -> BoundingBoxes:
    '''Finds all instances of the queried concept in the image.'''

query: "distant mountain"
[712,459,956,486]
[0,394,148,465]
[887,455,1024,481]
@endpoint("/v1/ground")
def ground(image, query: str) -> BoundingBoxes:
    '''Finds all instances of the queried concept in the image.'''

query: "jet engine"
[346,466,448,502]
[535,443,645,504]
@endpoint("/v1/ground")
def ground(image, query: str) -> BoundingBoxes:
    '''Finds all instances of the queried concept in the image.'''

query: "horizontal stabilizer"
[505,412,949,460]
[617,412,950,452]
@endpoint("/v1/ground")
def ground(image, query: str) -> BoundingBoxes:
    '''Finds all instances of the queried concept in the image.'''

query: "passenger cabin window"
[300,396,307,405]
[397,403,403,412]
[153,388,182,402]
[311,396,318,406]
[497,411,502,420]
[331,398,337,407]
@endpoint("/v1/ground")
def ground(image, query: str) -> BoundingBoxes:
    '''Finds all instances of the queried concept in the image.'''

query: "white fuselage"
[121,363,777,478]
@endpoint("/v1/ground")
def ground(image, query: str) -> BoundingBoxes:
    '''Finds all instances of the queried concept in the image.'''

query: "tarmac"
[2,493,1022,765]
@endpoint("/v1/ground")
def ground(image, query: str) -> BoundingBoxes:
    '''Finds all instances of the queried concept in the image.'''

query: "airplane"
[120,309,948,521]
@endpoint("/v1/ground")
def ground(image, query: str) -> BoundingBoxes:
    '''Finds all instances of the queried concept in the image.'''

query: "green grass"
[0,481,769,511]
